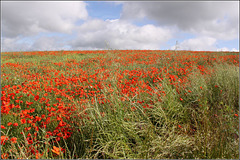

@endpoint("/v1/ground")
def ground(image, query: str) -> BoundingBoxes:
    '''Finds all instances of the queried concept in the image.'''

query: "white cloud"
[231,48,239,52]
[1,1,238,52]
[2,1,88,37]
[2,35,72,52]
[171,37,217,51]
[70,19,174,50]
[30,36,71,51]
[2,17,174,51]
[216,48,239,52]
[2,37,32,52]
[121,2,239,41]
[171,37,239,52]
[217,47,229,52]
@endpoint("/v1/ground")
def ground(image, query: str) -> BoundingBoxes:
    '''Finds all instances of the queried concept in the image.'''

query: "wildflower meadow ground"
[1,50,239,159]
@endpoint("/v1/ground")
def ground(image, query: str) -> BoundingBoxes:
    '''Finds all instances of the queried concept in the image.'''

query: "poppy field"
[1,50,239,159]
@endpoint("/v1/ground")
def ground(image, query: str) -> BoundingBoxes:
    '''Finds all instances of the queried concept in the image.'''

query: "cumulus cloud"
[3,18,174,51]
[171,37,239,52]
[31,36,72,51]
[171,37,217,51]
[71,19,174,50]
[2,35,72,52]
[217,47,239,52]
[121,1,239,40]
[2,37,32,52]
[2,1,88,37]
[231,48,239,52]
[216,47,240,52]
[1,1,238,52]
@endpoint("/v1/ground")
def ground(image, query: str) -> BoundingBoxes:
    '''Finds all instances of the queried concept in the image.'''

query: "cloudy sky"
[1,1,239,52]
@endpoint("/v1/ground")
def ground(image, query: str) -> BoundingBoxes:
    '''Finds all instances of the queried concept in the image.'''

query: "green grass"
[1,50,239,159]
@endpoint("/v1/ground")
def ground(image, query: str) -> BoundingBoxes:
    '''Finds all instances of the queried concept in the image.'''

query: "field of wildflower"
[1,50,239,159]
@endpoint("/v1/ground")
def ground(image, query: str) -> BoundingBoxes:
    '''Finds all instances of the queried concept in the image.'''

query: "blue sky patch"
[86,1,122,20]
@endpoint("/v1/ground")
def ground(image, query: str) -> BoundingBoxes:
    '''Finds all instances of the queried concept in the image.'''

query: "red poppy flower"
[21,119,26,124]
[13,123,18,127]
[26,101,33,106]
[1,136,9,145]
[1,125,6,129]
[10,137,17,144]
[52,146,62,155]
[1,153,9,159]
[34,95,40,101]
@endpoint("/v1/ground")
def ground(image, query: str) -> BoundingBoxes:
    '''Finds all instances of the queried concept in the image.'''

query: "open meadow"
[1,50,239,159]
